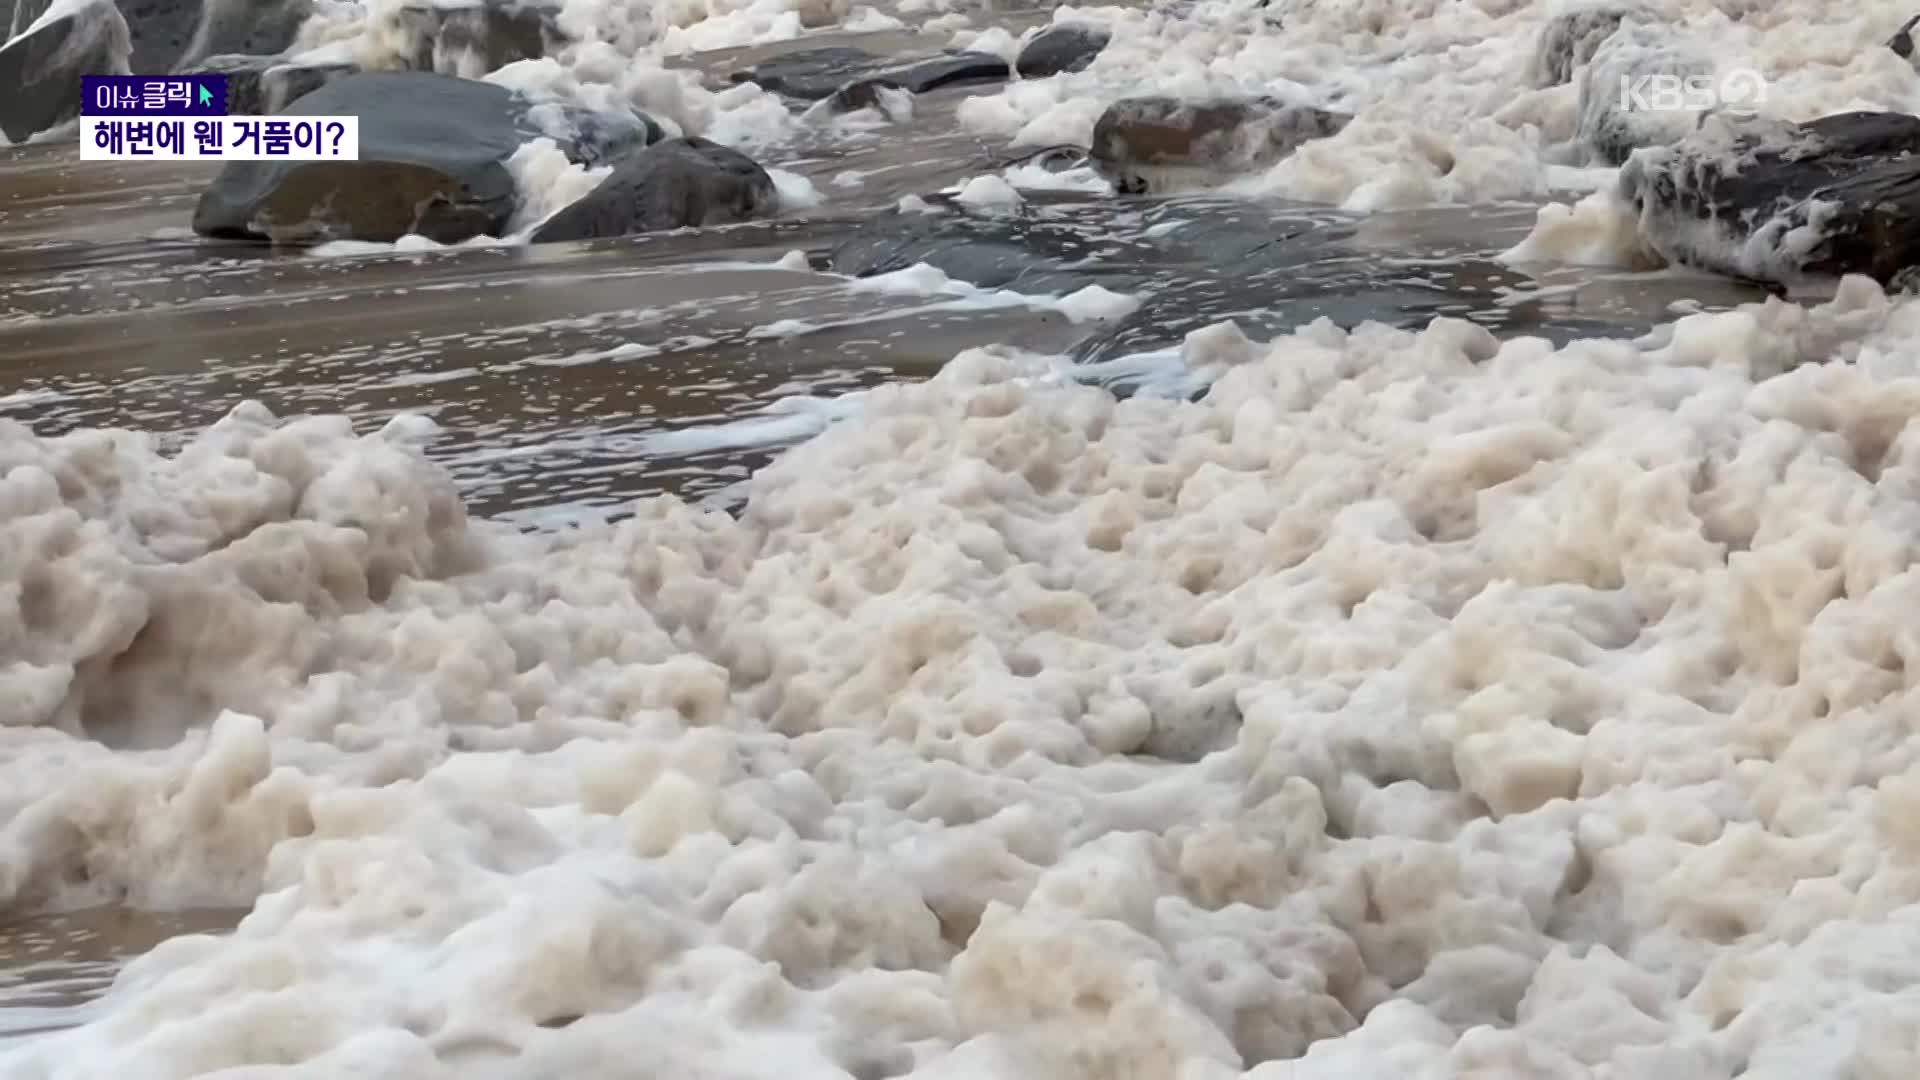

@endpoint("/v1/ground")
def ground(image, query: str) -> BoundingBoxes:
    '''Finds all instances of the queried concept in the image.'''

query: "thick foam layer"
[7,276,1920,1076]
[961,0,1920,211]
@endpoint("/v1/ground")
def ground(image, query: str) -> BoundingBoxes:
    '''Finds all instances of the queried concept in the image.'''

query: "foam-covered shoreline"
[6,274,1920,1076]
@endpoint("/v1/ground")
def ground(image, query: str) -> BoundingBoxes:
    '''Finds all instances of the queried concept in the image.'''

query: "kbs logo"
[1617,69,1767,113]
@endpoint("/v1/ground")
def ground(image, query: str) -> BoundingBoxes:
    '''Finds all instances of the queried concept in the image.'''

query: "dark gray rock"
[820,77,912,120]
[529,136,777,244]
[83,0,309,75]
[4,0,42,42]
[115,0,197,71]
[1530,3,1655,86]
[187,53,357,113]
[1572,20,1712,164]
[1016,23,1109,78]
[171,0,310,72]
[728,45,1008,100]
[1620,110,1920,285]
[191,71,637,244]
[1891,13,1919,60]
[1089,96,1350,191]
[391,0,560,77]
[0,0,129,144]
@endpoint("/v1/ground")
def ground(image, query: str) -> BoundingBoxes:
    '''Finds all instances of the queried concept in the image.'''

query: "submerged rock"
[1089,96,1350,191]
[729,45,1008,100]
[529,136,778,244]
[390,0,559,77]
[0,0,129,143]
[821,78,912,121]
[1016,23,1110,78]
[1620,110,1920,284]
[1530,2,1655,86]
[187,52,357,113]
[191,71,643,244]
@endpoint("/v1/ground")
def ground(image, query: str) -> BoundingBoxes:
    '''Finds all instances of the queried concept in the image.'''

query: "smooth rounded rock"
[529,136,779,244]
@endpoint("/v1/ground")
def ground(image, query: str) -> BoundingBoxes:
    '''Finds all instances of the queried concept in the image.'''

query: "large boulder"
[529,136,778,244]
[186,52,358,114]
[0,0,130,144]
[1619,110,1920,284]
[1529,3,1655,86]
[191,71,658,244]
[1016,23,1110,78]
[1089,96,1351,192]
[728,45,1008,100]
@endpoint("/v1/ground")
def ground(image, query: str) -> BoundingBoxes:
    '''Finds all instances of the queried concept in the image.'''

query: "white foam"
[953,0,1920,210]
[951,174,1025,211]
[13,281,1920,1074]
[767,168,823,211]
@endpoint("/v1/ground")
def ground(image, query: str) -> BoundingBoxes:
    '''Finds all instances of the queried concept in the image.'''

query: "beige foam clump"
[13,281,1920,1075]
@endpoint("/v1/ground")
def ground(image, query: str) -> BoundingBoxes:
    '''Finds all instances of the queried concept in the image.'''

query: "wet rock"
[187,53,358,113]
[1891,14,1920,60]
[170,0,311,71]
[1089,96,1350,190]
[1530,3,1655,86]
[1016,23,1109,78]
[729,45,1008,100]
[529,136,778,244]
[1621,110,1920,285]
[191,71,628,244]
[5,0,43,41]
[819,77,913,121]
[537,101,662,167]
[0,0,129,144]
[1573,21,1713,164]
[391,0,560,77]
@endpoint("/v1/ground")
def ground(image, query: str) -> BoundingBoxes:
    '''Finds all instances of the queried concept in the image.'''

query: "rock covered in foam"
[1572,19,1715,165]
[0,0,129,143]
[389,0,560,79]
[1015,22,1110,78]
[528,136,778,244]
[189,71,652,244]
[728,44,1009,101]
[1089,96,1351,192]
[1620,110,1920,285]
[185,51,357,114]
[1529,2,1656,86]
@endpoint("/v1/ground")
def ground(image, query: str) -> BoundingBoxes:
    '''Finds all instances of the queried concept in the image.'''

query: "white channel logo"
[1617,68,1768,114]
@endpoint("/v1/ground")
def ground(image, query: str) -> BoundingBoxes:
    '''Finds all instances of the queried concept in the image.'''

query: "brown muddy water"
[0,26,1795,1046]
